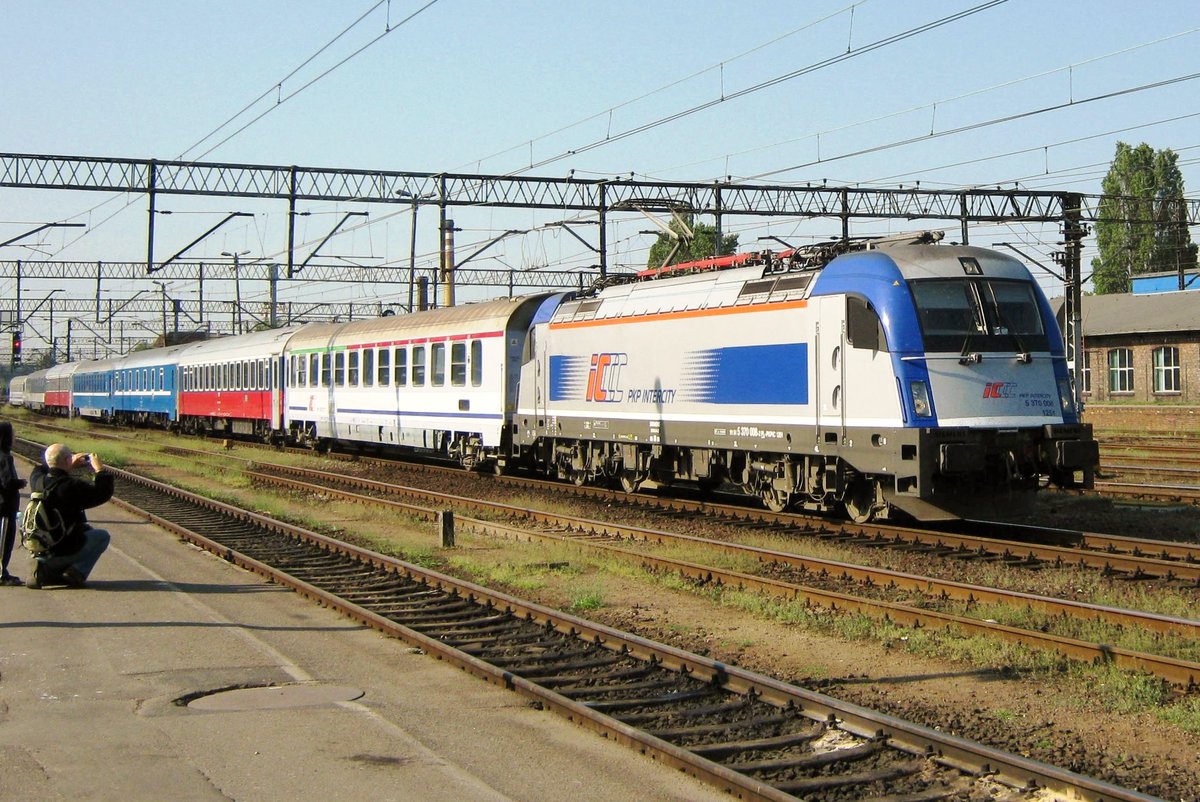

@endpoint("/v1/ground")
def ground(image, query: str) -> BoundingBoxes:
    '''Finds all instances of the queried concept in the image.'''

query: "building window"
[1081,351,1091,394]
[1153,346,1181,393]
[1107,348,1134,393]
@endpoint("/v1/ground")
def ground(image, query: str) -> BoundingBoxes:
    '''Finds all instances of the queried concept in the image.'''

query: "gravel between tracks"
[314,461,1198,801]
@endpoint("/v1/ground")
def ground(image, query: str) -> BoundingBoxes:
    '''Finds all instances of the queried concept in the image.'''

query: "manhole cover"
[187,684,365,711]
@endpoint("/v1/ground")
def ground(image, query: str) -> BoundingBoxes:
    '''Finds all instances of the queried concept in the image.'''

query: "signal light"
[10,329,21,365]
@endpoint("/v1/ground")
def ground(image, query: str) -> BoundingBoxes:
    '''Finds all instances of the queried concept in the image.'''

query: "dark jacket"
[28,463,115,556]
[0,422,24,514]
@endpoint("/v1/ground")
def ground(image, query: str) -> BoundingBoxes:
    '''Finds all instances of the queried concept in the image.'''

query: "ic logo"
[982,382,1013,399]
[585,352,626,402]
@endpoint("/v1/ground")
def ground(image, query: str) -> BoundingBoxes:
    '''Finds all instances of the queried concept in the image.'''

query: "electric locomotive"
[513,232,1097,521]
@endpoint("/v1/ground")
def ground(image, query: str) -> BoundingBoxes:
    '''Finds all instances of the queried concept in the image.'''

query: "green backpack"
[21,489,68,556]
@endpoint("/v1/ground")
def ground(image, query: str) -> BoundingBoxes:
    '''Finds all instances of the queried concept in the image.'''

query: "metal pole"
[408,200,418,313]
[146,160,157,274]
[713,182,723,257]
[287,166,297,279]
[233,253,242,333]
[1063,193,1085,413]
[269,263,278,328]
[598,182,608,278]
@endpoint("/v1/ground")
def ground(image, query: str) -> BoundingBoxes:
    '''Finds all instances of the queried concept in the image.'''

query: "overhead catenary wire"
[503,0,1009,177]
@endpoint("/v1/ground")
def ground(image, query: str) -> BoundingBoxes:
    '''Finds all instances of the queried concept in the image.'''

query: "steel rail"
[244,467,1200,688]
[17,417,1200,575]
[105,466,1167,802]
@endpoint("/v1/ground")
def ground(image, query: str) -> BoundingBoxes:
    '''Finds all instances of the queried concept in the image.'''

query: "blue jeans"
[39,528,111,580]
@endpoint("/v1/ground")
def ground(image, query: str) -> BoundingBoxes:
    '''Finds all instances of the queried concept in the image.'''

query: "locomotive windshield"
[909,278,1047,353]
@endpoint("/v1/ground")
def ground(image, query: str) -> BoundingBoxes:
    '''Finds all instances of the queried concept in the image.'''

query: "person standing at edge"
[26,443,114,589]
[0,422,27,585]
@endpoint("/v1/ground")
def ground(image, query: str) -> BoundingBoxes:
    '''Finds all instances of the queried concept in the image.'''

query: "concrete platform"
[0,477,728,801]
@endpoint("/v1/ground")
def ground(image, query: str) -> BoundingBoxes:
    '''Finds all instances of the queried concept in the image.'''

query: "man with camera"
[26,443,114,589]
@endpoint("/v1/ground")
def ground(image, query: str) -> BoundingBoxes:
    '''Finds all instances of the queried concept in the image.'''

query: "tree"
[1091,142,1197,294]
[646,214,739,270]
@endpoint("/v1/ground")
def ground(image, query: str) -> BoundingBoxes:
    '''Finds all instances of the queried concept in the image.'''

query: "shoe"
[1,572,22,586]
[26,561,47,589]
[62,568,86,589]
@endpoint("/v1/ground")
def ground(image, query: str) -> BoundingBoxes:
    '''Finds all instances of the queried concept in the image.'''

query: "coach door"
[815,295,847,445]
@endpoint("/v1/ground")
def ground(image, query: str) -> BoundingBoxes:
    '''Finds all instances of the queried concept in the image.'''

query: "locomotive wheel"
[843,479,878,523]
[762,488,790,513]
[572,471,587,487]
[618,471,641,494]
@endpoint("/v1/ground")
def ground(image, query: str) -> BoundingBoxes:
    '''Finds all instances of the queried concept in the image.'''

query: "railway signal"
[10,329,21,366]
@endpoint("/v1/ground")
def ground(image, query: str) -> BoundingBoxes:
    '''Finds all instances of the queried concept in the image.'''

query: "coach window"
[432,342,446,386]
[334,352,346,387]
[348,350,360,386]
[321,353,332,386]
[1108,348,1134,394]
[309,354,319,387]
[377,348,390,386]
[294,355,304,387]
[412,346,426,386]
[363,349,375,387]
[1154,346,1181,394]
[470,340,483,386]
[395,348,408,386]
[450,342,467,386]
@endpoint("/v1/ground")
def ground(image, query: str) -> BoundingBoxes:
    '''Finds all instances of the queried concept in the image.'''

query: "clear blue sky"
[2,0,1199,342]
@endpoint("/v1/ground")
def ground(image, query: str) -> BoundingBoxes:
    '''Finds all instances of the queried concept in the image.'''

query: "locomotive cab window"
[910,278,1047,353]
[847,297,886,351]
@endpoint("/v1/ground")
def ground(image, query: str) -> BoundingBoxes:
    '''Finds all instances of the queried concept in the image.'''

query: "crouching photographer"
[26,444,114,589]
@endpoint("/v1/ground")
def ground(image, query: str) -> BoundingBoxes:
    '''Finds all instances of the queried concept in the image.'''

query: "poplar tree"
[1091,142,1196,294]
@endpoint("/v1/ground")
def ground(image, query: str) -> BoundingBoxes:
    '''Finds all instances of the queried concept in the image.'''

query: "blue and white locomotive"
[513,232,1096,520]
[13,232,1096,522]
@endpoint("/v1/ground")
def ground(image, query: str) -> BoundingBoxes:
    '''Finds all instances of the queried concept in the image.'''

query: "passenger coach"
[284,294,560,469]
[177,327,298,440]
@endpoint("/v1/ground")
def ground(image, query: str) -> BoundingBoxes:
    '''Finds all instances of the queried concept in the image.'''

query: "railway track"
[243,460,1200,688]
[90,464,1164,802]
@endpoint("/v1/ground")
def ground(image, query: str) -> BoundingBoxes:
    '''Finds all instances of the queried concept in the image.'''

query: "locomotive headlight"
[910,380,932,417]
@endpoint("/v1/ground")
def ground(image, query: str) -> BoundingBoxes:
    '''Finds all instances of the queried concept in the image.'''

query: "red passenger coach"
[175,327,299,441]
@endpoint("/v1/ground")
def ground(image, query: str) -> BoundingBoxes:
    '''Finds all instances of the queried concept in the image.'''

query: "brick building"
[1054,292,1200,405]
